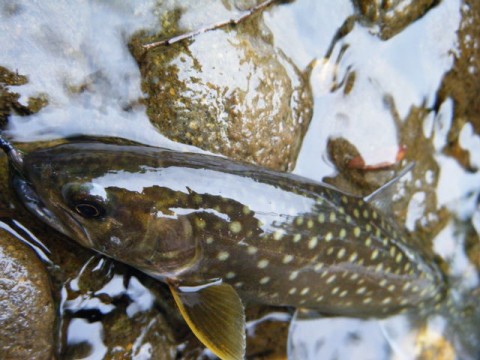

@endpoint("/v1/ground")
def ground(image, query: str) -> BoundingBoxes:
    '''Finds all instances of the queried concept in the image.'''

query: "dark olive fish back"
[23,142,446,317]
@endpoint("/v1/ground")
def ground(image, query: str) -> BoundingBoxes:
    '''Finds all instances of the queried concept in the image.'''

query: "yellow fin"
[169,281,246,360]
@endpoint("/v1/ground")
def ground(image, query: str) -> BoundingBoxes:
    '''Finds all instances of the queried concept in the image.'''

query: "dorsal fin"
[169,281,246,360]
[363,162,415,213]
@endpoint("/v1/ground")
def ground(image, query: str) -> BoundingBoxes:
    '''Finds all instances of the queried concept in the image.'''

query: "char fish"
[0,138,446,360]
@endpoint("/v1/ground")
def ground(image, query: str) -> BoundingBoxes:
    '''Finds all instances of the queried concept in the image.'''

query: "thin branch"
[143,0,279,50]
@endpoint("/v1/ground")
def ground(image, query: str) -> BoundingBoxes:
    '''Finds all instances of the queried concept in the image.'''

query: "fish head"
[17,143,200,277]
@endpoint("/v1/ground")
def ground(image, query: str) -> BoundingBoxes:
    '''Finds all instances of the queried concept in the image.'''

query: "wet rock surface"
[60,260,179,360]
[0,0,479,359]
[0,228,55,360]
[353,0,440,39]
[130,0,313,171]
[0,66,48,127]
[438,0,480,170]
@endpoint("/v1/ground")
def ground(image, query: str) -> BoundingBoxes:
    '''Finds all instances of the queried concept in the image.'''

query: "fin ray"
[169,281,246,360]
[364,162,415,211]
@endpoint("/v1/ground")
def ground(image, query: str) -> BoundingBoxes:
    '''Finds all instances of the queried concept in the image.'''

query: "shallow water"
[0,0,479,359]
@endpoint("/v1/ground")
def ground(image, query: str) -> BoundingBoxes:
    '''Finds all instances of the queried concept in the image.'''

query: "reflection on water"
[0,0,479,359]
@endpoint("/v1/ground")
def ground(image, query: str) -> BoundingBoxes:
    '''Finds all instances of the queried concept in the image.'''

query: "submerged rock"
[353,0,441,40]
[437,0,480,170]
[130,0,313,171]
[0,66,48,127]
[0,228,55,360]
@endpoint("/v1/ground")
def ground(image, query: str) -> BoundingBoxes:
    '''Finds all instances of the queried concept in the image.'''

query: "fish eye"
[62,183,109,220]
[73,201,106,219]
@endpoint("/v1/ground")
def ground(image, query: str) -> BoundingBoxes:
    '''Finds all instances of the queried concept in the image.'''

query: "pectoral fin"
[169,281,246,360]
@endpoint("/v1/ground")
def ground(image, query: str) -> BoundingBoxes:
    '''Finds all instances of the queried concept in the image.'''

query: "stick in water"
[143,0,279,50]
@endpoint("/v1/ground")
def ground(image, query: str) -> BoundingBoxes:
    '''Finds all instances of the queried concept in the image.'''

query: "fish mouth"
[12,176,75,238]
[56,205,95,248]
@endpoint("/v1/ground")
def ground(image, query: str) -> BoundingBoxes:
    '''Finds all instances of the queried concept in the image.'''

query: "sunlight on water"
[0,0,479,359]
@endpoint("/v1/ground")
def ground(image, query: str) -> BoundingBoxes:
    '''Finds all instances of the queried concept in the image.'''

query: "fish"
[0,137,446,360]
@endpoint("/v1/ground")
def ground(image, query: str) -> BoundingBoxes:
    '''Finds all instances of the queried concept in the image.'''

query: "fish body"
[4,140,446,359]
[19,142,444,313]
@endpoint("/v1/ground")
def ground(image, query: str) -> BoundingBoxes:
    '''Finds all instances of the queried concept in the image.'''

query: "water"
[0,0,479,359]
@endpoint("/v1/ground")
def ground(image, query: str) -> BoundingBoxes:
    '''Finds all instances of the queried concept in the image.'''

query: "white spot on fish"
[318,213,325,223]
[217,251,230,261]
[257,259,269,269]
[259,276,270,284]
[356,287,366,295]
[329,212,336,223]
[195,218,206,229]
[326,274,336,284]
[354,227,361,237]
[247,246,258,255]
[300,287,310,295]
[314,263,324,272]
[229,221,242,234]
[273,229,285,241]
[308,236,318,249]
[289,271,299,281]
[390,247,396,257]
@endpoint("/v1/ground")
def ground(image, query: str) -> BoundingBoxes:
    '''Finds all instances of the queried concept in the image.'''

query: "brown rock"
[0,228,56,360]
[130,0,313,171]
[353,0,440,40]
[437,0,480,170]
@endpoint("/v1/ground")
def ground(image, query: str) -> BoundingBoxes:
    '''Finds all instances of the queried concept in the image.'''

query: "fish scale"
[1,139,447,359]
[192,192,440,315]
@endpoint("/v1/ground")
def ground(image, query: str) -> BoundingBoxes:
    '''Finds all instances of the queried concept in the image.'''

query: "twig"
[143,0,279,50]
